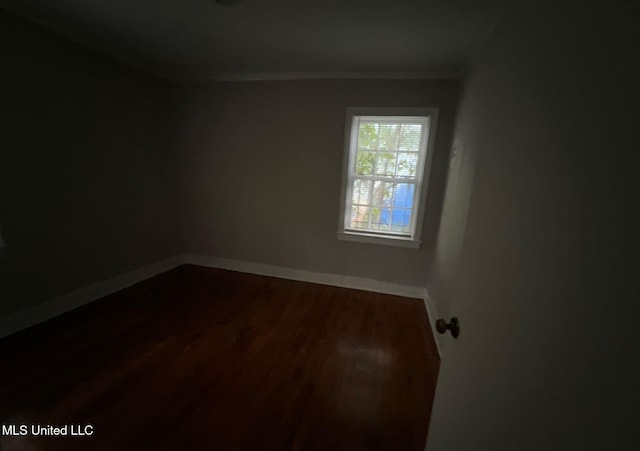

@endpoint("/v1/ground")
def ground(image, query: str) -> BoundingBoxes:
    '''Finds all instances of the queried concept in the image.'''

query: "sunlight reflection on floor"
[334,342,393,421]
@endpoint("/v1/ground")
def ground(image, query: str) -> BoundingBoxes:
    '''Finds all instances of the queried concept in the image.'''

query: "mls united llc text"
[2,424,94,437]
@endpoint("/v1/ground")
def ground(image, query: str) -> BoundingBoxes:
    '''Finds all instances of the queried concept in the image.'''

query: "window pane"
[375,152,397,177]
[397,153,418,178]
[390,208,412,233]
[352,179,361,205]
[372,181,394,207]
[352,179,372,205]
[349,206,358,228]
[399,124,422,151]
[343,114,432,240]
[355,151,375,175]
[378,124,400,150]
[358,122,379,150]
[394,183,415,209]
[370,206,383,229]
[352,206,370,230]
[376,207,392,230]
[381,209,391,229]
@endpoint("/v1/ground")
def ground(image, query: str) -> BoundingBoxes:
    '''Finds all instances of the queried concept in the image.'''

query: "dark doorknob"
[436,317,460,338]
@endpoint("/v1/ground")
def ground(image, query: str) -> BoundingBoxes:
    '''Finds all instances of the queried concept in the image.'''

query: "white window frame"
[337,107,439,249]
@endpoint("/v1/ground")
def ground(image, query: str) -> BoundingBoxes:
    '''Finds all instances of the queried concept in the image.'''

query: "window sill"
[337,231,422,249]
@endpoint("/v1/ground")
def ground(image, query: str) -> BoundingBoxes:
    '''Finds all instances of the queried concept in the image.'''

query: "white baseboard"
[0,252,442,358]
[422,288,443,356]
[185,253,426,298]
[0,255,185,340]
[184,253,441,356]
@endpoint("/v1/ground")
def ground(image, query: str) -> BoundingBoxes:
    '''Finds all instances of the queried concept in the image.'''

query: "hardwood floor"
[0,265,440,451]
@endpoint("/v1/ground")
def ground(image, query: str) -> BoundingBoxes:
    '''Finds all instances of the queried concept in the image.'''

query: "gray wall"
[177,80,458,287]
[0,8,458,327]
[0,11,182,318]
[426,1,639,449]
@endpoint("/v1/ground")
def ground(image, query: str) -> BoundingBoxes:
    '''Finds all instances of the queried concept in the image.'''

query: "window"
[338,108,438,248]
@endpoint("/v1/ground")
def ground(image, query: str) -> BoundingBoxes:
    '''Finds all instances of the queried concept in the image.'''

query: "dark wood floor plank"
[0,265,439,450]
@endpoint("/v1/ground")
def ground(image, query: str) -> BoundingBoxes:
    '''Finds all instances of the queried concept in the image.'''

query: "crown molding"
[168,70,463,83]
[3,4,464,84]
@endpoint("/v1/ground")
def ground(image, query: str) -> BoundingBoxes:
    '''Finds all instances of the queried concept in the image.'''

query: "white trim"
[184,253,425,299]
[337,231,421,248]
[0,255,185,340]
[0,253,441,358]
[185,254,440,356]
[422,288,443,356]
[337,107,439,247]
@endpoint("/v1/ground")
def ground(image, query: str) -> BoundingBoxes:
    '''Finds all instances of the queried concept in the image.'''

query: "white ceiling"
[0,0,509,81]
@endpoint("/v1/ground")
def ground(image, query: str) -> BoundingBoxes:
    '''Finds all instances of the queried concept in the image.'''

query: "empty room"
[0,0,638,450]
